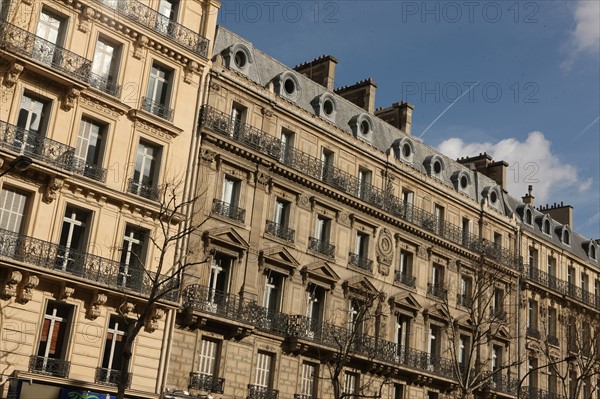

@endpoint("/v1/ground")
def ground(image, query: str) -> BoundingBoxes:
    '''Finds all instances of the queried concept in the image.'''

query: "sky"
[217,0,600,239]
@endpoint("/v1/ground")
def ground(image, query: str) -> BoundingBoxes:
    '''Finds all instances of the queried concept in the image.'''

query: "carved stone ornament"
[255,170,271,188]
[17,274,39,304]
[209,81,220,92]
[133,35,149,59]
[1,270,23,300]
[61,87,80,111]
[337,211,350,228]
[261,107,274,118]
[184,61,199,84]
[60,285,75,300]
[3,62,24,88]
[78,6,96,33]
[376,228,394,275]
[43,177,64,204]
[297,194,311,210]
[87,293,107,320]
[119,301,136,315]
[145,307,165,333]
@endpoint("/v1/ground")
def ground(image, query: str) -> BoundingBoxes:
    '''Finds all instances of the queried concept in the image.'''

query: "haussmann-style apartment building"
[1,4,599,399]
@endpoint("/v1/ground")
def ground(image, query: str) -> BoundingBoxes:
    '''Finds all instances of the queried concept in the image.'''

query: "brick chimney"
[374,101,415,136]
[522,185,535,206]
[334,78,377,113]
[294,55,338,91]
[457,153,508,189]
[539,202,573,227]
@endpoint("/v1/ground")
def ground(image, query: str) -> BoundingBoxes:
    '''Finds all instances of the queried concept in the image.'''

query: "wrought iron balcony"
[189,372,225,393]
[0,120,75,171]
[0,23,91,83]
[128,178,161,201]
[520,386,566,399]
[141,97,174,122]
[427,283,447,300]
[526,265,600,309]
[96,0,210,57]
[183,285,256,324]
[248,384,278,399]
[401,348,456,379]
[394,271,416,288]
[265,220,295,242]
[482,372,518,394]
[249,304,289,335]
[489,307,507,321]
[548,335,559,346]
[294,395,318,399]
[456,294,473,308]
[212,199,246,223]
[348,252,373,272]
[95,367,132,388]
[71,158,107,181]
[308,237,335,258]
[89,72,122,97]
[29,356,70,378]
[527,326,541,339]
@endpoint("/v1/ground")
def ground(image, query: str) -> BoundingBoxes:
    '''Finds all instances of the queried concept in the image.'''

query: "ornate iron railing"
[527,326,541,339]
[456,294,473,308]
[183,285,256,324]
[96,0,210,57]
[394,271,416,288]
[482,372,519,394]
[348,252,373,272]
[29,356,70,378]
[401,348,455,378]
[548,335,559,346]
[427,283,447,300]
[95,367,132,388]
[141,96,174,122]
[188,372,225,393]
[526,265,600,309]
[249,304,289,335]
[265,220,295,242]
[0,23,91,83]
[128,178,161,201]
[308,237,335,258]
[489,307,508,321]
[248,384,278,399]
[89,72,122,97]
[0,120,75,171]
[294,395,317,399]
[520,386,567,399]
[200,106,523,270]
[71,157,107,181]
[212,199,246,223]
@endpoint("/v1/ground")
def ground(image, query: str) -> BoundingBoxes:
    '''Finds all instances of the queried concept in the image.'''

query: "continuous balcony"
[520,387,566,399]
[427,283,448,300]
[0,23,91,84]
[348,252,373,272]
[128,179,161,201]
[308,237,335,258]
[188,372,225,393]
[248,385,279,399]
[89,72,122,97]
[526,326,541,339]
[29,356,70,378]
[394,271,417,288]
[141,97,174,122]
[526,265,600,309]
[456,294,473,308]
[0,120,75,172]
[548,335,559,346]
[95,367,132,388]
[183,285,257,325]
[489,307,508,321]
[96,0,210,57]
[482,372,519,395]
[200,106,522,270]
[294,395,317,399]
[71,158,107,182]
[212,199,246,223]
[265,220,295,242]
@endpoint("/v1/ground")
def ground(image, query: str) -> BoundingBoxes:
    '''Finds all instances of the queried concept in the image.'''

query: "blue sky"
[217,0,600,239]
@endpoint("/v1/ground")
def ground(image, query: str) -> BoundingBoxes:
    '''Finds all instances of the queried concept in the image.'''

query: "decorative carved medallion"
[337,211,350,228]
[297,194,311,210]
[376,228,394,276]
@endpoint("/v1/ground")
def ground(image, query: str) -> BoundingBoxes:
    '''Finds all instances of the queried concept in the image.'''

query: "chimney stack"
[457,153,508,189]
[294,55,338,91]
[375,101,415,136]
[522,185,535,206]
[335,78,377,114]
[538,202,573,227]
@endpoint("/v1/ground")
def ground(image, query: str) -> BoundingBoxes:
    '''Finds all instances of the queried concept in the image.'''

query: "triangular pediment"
[343,276,379,300]
[301,261,340,289]
[494,325,512,342]
[389,291,422,315]
[202,227,249,259]
[424,303,451,323]
[259,246,300,275]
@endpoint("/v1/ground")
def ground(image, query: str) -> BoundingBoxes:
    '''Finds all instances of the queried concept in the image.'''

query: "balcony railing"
[401,348,455,378]
[128,179,161,201]
[0,23,91,83]
[0,227,178,300]
[520,386,567,399]
[482,372,519,394]
[348,252,373,272]
[71,158,107,182]
[200,106,523,270]
[29,356,70,378]
[141,97,174,122]
[95,367,132,388]
[212,199,246,223]
[394,271,416,288]
[548,335,559,346]
[0,120,75,171]
[526,265,600,309]
[89,72,122,97]
[183,285,256,325]
[527,326,541,339]
[96,0,210,57]
[265,220,295,242]
[489,307,508,321]
[427,283,447,300]
[188,372,225,393]
[248,385,278,399]
[456,294,473,308]
[294,395,318,399]
[308,237,335,258]
[251,305,289,335]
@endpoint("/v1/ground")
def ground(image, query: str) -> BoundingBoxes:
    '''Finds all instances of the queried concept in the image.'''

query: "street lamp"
[517,355,578,398]
[0,155,33,177]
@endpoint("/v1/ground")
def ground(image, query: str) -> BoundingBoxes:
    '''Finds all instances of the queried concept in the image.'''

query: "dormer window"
[224,44,253,75]
[590,244,597,260]
[392,138,414,164]
[562,228,571,246]
[542,217,551,235]
[425,155,445,179]
[525,208,533,225]
[350,114,374,144]
[313,93,337,123]
[452,170,471,193]
[275,71,301,102]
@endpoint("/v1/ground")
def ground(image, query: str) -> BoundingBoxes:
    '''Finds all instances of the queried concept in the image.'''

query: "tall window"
[35,9,65,65]
[198,338,219,378]
[433,204,444,234]
[132,141,161,196]
[91,37,121,94]
[58,206,91,271]
[528,300,538,331]
[343,372,358,396]
[528,358,538,388]
[428,325,441,360]
[221,176,241,207]
[144,63,172,118]
[315,215,331,244]
[348,299,364,336]
[394,384,405,399]
[0,187,28,233]
[263,272,284,313]
[34,301,73,377]
[156,0,178,34]
[493,232,502,247]
[208,254,232,297]
[429,263,444,298]
[255,352,274,389]
[230,102,246,136]
[358,168,372,199]
[321,148,334,181]
[547,307,557,339]
[568,267,575,295]
[16,94,49,154]
[100,315,127,379]
[462,217,472,243]
[306,284,325,324]
[75,119,105,179]
[273,198,290,228]
[280,128,294,163]
[119,225,148,289]
[492,345,503,372]
[353,231,369,265]
[396,250,414,287]
[299,362,318,398]
[458,335,470,370]
[528,247,538,268]
[395,314,410,356]
[459,275,472,306]
[492,287,505,318]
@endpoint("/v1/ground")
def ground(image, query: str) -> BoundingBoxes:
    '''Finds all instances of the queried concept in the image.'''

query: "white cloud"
[437,131,592,205]
[562,0,600,71]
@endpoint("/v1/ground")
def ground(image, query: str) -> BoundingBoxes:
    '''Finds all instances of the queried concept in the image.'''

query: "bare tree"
[440,258,521,399]
[115,182,209,399]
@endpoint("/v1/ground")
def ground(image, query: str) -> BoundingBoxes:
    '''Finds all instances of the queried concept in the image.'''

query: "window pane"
[0,187,27,233]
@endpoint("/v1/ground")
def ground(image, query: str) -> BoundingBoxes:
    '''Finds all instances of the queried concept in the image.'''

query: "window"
[198,338,219,378]
[230,102,246,136]
[255,352,274,389]
[351,231,370,270]
[429,263,445,299]
[543,218,550,235]
[395,314,410,356]
[563,229,570,245]
[280,129,294,163]
[528,247,538,269]
[428,325,441,360]
[458,275,472,307]
[75,119,105,180]
[492,345,502,372]
[0,187,28,233]
[528,357,538,388]
[216,176,244,222]
[143,63,173,120]
[321,148,334,181]
[433,204,444,233]
[358,168,372,200]
[263,272,284,313]
[156,0,178,34]
[35,9,66,65]
[491,287,505,319]
[348,299,364,336]
[208,254,232,297]
[343,372,358,397]
[548,307,557,340]
[525,208,533,224]
[268,198,293,241]
[315,215,331,244]
[299,362,318,398]
[393,384,405,399]
[33,301,73,377]
[90,37,121,95]
[306,284,325,324]
[131,141,161,199]
[16,94,50,153]
[402,189,414,205]
[462,217,472,243]
[527,300,538,334]
[396,250,415,287]
[58,206,91,272]
[493,232,502,248]
[458,335,470,370]
[568,267,575,295]
[99,315,127,384]
[428,392,439,399]
[119,225,148,289]
[547,256,557,289]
